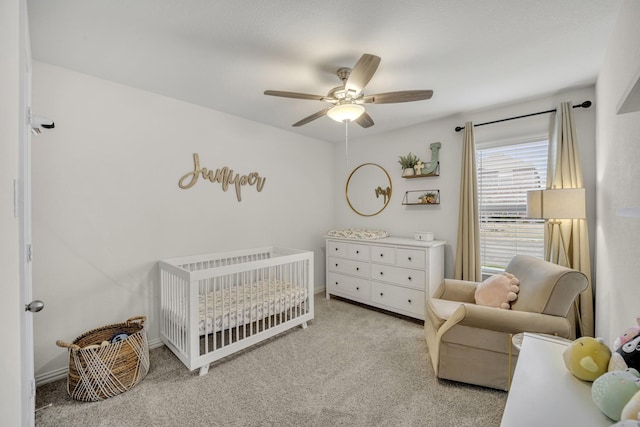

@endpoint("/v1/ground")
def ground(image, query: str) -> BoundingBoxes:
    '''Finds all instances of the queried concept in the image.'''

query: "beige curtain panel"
[454,121,481,281]
[547,101,594,337]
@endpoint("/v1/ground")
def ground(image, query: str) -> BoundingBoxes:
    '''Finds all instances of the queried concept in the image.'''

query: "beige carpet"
[36,294,506,426]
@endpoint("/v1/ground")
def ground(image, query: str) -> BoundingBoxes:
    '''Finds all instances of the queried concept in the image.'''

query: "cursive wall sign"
[178,153,266,202]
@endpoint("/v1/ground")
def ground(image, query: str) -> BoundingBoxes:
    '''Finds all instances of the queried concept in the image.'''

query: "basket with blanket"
[56,315,150,401]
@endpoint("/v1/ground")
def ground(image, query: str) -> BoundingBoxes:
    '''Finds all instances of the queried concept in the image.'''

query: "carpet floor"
[36,294,506,426]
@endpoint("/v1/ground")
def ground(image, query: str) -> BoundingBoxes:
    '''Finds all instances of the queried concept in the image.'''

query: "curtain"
[547,102,594,337]
[454,121,481,281]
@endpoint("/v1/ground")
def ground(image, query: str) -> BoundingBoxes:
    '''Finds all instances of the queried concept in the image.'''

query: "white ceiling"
[27,0,623,143]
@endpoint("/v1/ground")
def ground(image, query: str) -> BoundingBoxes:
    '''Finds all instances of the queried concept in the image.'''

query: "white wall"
[334,86,597,279]
[31,62,335,379]
[595,0,640,343]
[0,0,26,424]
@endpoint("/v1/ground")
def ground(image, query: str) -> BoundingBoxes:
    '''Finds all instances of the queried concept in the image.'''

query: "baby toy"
[562,336,611,381]
[592,369,640,421]
[614,319,640,350]
[622,390,640,421]
[610,333,640,372]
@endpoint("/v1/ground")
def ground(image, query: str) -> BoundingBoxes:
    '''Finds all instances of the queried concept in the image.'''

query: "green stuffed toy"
[562,336,611,381]
[592,369,640,421]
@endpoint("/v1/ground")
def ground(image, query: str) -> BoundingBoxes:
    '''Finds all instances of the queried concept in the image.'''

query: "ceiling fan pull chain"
[345,121,349,165]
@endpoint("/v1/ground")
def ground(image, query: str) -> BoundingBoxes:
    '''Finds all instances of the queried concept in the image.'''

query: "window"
[476,139,548,274]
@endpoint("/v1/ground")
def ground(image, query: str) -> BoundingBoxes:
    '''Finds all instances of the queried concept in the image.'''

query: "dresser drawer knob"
[335,263,339,267]
[356,267,360,271]
[408,299,412,304]
[335,281,339,285]
[379,254,384,258]
[408,257,412,261]
[408,276,412,281]
[380,292,384,297]
[356,250,360,254]
[379,272,384,276]
[356,287,360,291]
[335,247,338,251]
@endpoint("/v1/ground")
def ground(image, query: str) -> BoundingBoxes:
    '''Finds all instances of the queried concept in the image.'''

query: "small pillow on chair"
[474,272,520,309]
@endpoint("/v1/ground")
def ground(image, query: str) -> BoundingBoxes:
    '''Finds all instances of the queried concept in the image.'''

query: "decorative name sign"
[178,153,266,202]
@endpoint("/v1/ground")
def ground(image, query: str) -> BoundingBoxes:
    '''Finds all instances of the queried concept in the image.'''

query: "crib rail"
[159,247,314,373]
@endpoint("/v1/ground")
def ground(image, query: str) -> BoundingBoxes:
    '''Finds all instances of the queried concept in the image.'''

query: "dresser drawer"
[370,264,425,290]
[348,243,370,261]
[370,282,425,317]
[370,245,395,264]
[327,272,371,299]
[396,248,425,269]
[328,256,370,278]
[327,240,347,258]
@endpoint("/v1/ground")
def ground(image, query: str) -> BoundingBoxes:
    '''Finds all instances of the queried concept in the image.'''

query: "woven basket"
[56,316,150,402]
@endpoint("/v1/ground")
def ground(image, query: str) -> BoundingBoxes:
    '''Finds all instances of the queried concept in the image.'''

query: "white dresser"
[325,236,445,320]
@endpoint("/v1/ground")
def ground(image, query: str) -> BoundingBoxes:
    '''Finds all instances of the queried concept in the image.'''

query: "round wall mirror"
[345,163,392,217]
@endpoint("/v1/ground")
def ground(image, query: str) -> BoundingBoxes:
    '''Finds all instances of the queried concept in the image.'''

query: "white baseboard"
[35,337,165,386]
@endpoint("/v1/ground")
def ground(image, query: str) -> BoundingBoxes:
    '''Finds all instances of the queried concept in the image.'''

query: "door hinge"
[30,379,36,398]
[27,244,33,262]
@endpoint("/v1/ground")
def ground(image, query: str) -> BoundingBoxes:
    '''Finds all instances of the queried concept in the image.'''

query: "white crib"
[159,246,314,375]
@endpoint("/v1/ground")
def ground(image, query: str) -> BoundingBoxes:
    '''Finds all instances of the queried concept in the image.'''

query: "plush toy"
[614,319,640,351]
[474,272,520,310]
[562,336,611,381]
[611,421,640,427]
[610,332,640,372]
[592,369,640,421]
[622,390,640,421]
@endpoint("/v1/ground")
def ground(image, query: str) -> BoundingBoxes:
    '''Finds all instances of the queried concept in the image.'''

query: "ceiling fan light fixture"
[327,103,365,123]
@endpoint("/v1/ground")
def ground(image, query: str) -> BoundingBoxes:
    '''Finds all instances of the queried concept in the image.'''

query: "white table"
[501,333,612,427]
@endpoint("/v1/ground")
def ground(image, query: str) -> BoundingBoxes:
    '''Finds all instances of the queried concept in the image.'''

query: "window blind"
[476,139,548,272]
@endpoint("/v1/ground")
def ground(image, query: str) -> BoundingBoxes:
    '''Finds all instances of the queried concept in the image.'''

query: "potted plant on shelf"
[398,152,420,177]
[418,192,438,204]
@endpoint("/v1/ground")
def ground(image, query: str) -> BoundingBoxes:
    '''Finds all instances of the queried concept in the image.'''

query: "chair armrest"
[440,303,572,338]
[434,279,478,303]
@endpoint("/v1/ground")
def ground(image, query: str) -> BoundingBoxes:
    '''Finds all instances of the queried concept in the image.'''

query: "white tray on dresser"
[325,236,445,320]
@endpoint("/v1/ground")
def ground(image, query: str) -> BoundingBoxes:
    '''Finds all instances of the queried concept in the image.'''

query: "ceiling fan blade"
[292,107,331,127]
[344,54,381,95]
[355,112,374,128]
[264,90,329,102]
[363,90,433,104]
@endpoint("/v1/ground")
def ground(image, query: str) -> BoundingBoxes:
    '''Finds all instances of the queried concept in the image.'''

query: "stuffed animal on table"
[610,332,640,372]
[562,336,611,381]
[592,368,640,421]
[622,390,640,421]
[611,421,640,427]
[614,319,640,350]
[474,272,520,310]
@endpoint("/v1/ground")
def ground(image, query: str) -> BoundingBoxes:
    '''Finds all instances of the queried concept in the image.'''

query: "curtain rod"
[454,100,592,132]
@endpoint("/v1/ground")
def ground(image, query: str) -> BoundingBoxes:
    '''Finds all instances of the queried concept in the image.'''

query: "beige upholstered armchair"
[424,255,588,391]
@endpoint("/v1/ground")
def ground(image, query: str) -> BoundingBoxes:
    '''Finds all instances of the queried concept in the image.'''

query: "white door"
[20,10,39,426]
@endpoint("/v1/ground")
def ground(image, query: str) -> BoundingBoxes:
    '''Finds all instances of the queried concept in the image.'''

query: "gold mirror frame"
[345,163,392,217]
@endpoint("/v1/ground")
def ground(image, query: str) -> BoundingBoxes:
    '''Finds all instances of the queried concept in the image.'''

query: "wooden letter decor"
[178,153,266,202]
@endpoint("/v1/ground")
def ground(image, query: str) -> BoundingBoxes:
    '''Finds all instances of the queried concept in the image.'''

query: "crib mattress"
[198,280,308,335]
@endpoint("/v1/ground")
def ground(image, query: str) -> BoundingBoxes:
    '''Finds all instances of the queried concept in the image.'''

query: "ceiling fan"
[264,54,433,128]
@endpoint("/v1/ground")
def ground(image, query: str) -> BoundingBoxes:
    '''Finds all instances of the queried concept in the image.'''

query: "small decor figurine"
[413,161,425,175]
[398,152,420,177]
[418,192,438,204]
